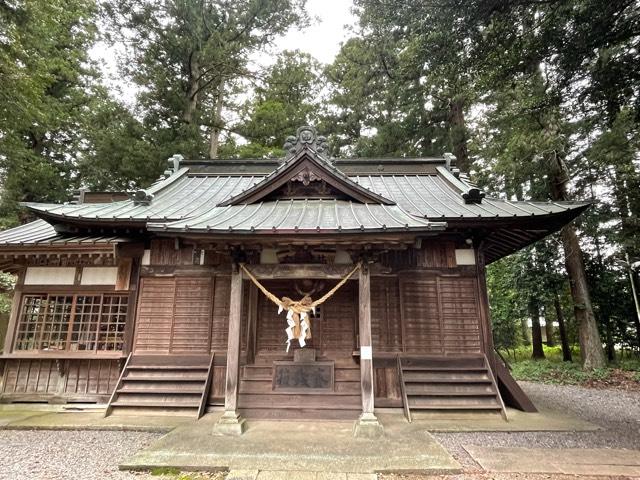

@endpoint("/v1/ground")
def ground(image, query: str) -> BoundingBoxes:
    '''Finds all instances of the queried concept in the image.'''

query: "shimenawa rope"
[240,262,362,351]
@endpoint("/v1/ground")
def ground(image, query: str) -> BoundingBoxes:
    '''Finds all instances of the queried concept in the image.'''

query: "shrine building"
[0,126,587,436]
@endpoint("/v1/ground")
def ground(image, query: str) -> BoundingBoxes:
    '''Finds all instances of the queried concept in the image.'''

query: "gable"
[219,133,395,206]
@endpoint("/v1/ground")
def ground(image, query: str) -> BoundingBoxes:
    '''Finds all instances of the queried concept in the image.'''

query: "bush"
[510,360,609,384]
[509,353,640,386]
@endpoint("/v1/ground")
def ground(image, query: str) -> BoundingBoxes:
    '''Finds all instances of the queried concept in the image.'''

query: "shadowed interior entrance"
[239,278,362,420]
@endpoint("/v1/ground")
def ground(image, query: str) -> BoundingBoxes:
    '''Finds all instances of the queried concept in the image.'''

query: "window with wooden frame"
[14,293,129,353]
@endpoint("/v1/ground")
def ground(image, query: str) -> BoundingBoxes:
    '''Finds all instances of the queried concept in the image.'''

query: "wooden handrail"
[397,354,411,423]
[494,347,512,371]
[104,351,132,418]
[484,352,508,421]
[198,352,215,419]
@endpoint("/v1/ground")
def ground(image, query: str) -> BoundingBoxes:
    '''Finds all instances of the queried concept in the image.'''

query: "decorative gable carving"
[283,126,330,158]
[219,131,396,206]
[291,167,322,186]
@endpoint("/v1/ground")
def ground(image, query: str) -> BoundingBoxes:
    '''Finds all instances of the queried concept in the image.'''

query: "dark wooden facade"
[0,126,586,424]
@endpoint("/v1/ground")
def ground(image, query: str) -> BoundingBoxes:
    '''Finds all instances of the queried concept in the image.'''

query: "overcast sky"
[274,0,356,64]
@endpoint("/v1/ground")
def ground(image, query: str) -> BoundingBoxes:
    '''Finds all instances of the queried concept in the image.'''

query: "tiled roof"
[0,219,128,247]
[22,172,587,223]
[148,199,446,234]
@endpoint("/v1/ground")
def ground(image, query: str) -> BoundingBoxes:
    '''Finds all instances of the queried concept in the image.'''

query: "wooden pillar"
[214,265,246,435]
[245,284,258,365]
[354,263,383,438]
[3,268,25,354]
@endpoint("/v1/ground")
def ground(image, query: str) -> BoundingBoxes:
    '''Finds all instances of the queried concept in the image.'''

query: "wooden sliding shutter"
[439,277,481,353]
[371,277,402,351]
[400,277,441,353]
[134,277,176,353]
[134,275,230,354]
[399,274,481,354]
[171,277,214,354]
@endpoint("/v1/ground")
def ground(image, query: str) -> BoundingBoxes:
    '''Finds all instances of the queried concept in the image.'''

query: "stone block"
[353,413,384,439]
[213,411,247,436]
[227,470,259,480]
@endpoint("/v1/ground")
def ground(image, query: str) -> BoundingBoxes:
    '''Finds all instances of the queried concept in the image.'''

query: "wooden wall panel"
[379,241,457,271]
[207,365,227,405]
[210,275,231,352]
[439,277,482,353]
[149,239,193,265]
[134,275,233,354]
[1,359,58,394]
[371,277,402,352]
[321,281,357,353]
[0,359,120,400]
[171,277,213,354]
[134,277,175,353]
[256,282,294,353]
[64,359,120,396]
[400,277,442,353]
[398,274,482,355]
[254,280,357,355]
[418,240,457,268]
[373,366,401,407]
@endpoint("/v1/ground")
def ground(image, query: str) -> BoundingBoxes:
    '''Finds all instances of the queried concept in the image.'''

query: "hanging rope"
[240,262,362,351]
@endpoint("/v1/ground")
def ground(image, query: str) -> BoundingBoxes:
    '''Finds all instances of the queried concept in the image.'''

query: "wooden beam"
[358,265,375,414]
[241,263,390,280]
[354,264,383,437]
[3,268,24,354]
[214,265,247,435]
[245,284,258,365]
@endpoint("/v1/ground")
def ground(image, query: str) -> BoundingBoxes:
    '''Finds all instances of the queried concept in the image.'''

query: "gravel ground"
[432,381,640,471]
[1,382,638,479]
[0,430,164,480]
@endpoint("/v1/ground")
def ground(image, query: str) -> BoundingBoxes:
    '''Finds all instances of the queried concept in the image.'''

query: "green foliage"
[511,360,610,385]
[508,346,640,385]
[102,0,310,159]
[0,0,100,225]
[78,93,165,190]
[236,50,321,156]
[0,272,16,315]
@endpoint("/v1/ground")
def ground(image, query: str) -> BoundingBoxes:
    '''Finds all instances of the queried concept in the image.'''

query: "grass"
[149,467,225,479]
[500,345,640,387]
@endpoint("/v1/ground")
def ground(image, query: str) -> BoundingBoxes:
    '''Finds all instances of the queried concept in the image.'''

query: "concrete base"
[121,412,461,474]
[213,411,247,436]
[353,413,384,439]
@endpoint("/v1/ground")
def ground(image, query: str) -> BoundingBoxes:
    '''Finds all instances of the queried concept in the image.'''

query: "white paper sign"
[360,346,373,360]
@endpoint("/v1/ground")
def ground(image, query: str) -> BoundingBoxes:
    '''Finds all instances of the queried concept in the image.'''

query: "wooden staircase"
[105,354,214,417]
[398,354,506,422]
[238,358,362,420]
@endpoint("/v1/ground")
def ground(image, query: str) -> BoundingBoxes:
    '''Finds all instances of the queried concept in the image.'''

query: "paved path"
[465,446,640,477]
[227,471,376,480]
[121,413,461,474]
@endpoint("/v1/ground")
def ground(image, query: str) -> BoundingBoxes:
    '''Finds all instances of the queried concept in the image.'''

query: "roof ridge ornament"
[164,154,183,177]
[283,126,329,159]
[443,152,461,178]
[443,152,485,204]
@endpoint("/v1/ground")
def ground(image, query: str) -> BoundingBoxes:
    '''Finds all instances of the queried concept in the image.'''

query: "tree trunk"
[553,291,572,362]
[183,53,200,124]
[530,301,545,359]
[544,313,555,347]
[604,314,615,362]
[521,317,531,346]
[448,95,469,172]
[560,225,606,369]
[548,152,606,369]
[208,82,225,160]
[628,266,640,349]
